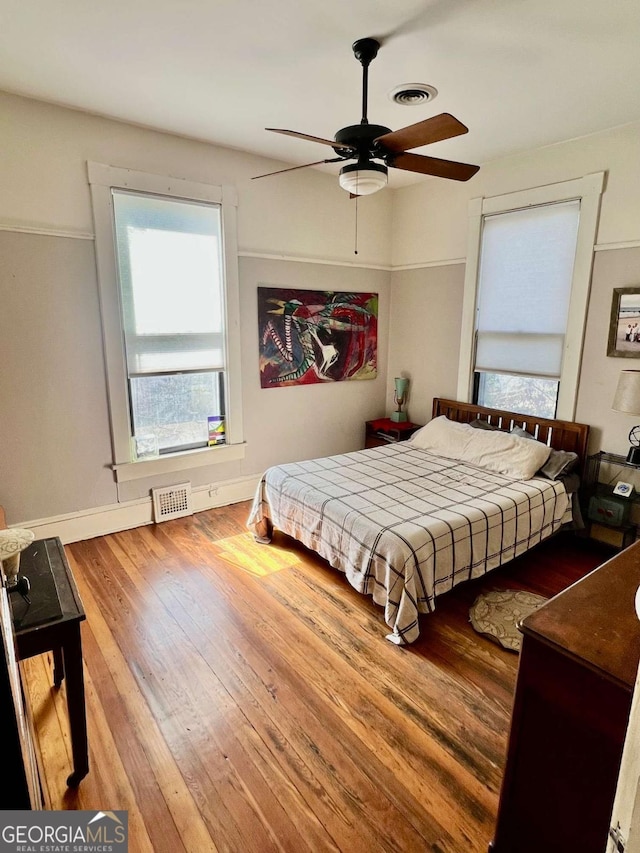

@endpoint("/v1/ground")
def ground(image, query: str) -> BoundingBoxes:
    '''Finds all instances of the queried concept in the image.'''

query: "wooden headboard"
[432,398,590,464]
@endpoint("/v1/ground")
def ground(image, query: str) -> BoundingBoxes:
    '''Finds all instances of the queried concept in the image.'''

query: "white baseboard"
[14,474,260,545]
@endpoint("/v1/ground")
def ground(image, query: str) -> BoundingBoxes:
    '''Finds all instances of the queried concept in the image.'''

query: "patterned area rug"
[469,590,548,652]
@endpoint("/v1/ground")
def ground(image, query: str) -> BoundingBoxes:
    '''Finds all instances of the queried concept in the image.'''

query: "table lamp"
[612,369,640,465]
[391,376,409,423]
[0,527,34,594]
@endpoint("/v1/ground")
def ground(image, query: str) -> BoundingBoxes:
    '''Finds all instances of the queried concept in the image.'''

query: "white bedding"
[247,442,569,644]
[410,415,552,479]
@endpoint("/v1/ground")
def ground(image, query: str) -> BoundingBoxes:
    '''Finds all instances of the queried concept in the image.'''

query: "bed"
[247,398,590,645]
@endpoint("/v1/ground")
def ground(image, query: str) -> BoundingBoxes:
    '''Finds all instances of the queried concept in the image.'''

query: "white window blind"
[113,190,225,377]
[475,200,580,378]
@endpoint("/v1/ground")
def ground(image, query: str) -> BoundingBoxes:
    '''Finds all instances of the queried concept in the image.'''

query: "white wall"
[3,87,640,533]
[0,92,392,266]
[0,91,392,527]
[578,246,640,455]
[391,121,640,268]
[389,121,640,455]
[386,265,465,427]
[609,660,640,853]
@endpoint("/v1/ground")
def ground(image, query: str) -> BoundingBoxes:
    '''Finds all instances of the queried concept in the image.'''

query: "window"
[457,173,604,420]
[89,164,244,482]
[113,191,226,455]
[473,200,580,418]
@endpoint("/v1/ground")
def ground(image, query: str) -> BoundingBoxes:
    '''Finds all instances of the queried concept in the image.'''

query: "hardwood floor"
[22,503,612,852]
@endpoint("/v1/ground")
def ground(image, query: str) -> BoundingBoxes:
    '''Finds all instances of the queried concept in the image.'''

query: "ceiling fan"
[253,37,479,196]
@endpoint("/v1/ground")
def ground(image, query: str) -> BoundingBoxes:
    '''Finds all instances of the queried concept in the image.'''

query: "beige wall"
[578,246,640,456]
[391,120,640,267]
[386,265,465,427]
[390,121,640,456]
[0,92,392,523]
[2,88,640,528]
[0,231,115,518]
[0,91,392,265]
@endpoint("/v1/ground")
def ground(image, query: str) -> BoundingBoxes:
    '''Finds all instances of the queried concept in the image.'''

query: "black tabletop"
[10,538,85,634]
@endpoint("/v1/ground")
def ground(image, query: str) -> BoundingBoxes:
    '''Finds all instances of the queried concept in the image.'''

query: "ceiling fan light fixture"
[338,161,388,195]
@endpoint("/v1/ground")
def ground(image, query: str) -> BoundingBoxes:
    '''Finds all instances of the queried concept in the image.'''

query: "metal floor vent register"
[152,483,193,522]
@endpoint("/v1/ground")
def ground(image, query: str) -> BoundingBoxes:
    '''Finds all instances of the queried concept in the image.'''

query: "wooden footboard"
[432,398,590,463]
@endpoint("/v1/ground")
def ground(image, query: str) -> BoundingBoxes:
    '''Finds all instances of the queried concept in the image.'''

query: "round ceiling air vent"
[389,83,438,106]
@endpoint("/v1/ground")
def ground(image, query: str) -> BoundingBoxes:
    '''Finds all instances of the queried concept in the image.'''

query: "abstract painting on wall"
[258,287,378,388]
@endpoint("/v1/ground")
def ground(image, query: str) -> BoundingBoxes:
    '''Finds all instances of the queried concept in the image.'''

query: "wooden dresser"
[491,540,640,853]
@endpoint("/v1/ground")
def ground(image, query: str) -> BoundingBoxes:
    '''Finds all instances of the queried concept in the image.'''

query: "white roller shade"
[113,190,225,376]
[476,332,565,376]
[476,200,580,377]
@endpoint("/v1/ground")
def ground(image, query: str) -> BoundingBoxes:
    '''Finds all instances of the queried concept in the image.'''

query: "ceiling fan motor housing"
[333,123,392,158]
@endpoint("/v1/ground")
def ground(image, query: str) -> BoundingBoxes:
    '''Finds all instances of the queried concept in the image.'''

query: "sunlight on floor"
[211,533,301,577]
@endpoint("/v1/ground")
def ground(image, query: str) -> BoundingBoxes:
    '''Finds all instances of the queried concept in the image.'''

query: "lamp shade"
[0,527,34,587]
[394,377,409,398]
[613,370,640,414]
[391,376,409,422]
[339,162,388,196]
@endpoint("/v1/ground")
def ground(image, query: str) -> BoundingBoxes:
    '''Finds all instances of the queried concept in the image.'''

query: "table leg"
[53,646,64,688]
[62,624,89,787]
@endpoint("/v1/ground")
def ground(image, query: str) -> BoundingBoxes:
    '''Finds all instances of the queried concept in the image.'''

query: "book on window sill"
[208,415,226,446]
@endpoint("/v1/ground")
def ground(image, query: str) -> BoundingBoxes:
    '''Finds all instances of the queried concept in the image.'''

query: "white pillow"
[410,415,551,479]
[410,415,475,457]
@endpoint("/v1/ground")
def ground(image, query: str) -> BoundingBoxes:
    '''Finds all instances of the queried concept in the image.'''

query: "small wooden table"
[11,537,89,787]
[365,418,422,449]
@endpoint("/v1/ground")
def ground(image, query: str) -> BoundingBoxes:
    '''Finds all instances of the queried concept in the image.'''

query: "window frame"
[88,162,245,483]
[457,172,604,421]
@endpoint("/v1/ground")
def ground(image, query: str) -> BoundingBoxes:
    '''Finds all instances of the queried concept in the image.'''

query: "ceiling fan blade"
[266,128,355,155]
[252,157,344,180]
[389,151,479,181]
[375,113,468,154]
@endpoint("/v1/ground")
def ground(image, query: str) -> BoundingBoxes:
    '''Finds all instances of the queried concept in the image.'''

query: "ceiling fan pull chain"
[354,193,359,255]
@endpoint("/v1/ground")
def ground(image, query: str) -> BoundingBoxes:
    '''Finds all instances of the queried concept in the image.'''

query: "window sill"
[112,442,246,483]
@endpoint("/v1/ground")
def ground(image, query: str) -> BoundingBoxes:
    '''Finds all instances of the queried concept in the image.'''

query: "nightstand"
[364,418,423,449]
[582,451,639,549]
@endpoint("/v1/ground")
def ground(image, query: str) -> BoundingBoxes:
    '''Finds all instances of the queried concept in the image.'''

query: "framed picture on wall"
[608,287,640,357]
[257,287,378,388]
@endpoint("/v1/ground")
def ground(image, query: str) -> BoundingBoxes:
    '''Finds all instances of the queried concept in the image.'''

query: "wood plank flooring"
[21,503,612,852]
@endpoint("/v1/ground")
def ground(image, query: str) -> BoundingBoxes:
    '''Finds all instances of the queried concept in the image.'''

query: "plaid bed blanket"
[247,443,569,645]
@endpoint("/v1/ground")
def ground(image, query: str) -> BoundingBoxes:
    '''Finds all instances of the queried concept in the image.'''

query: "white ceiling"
[1,0,639,188]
